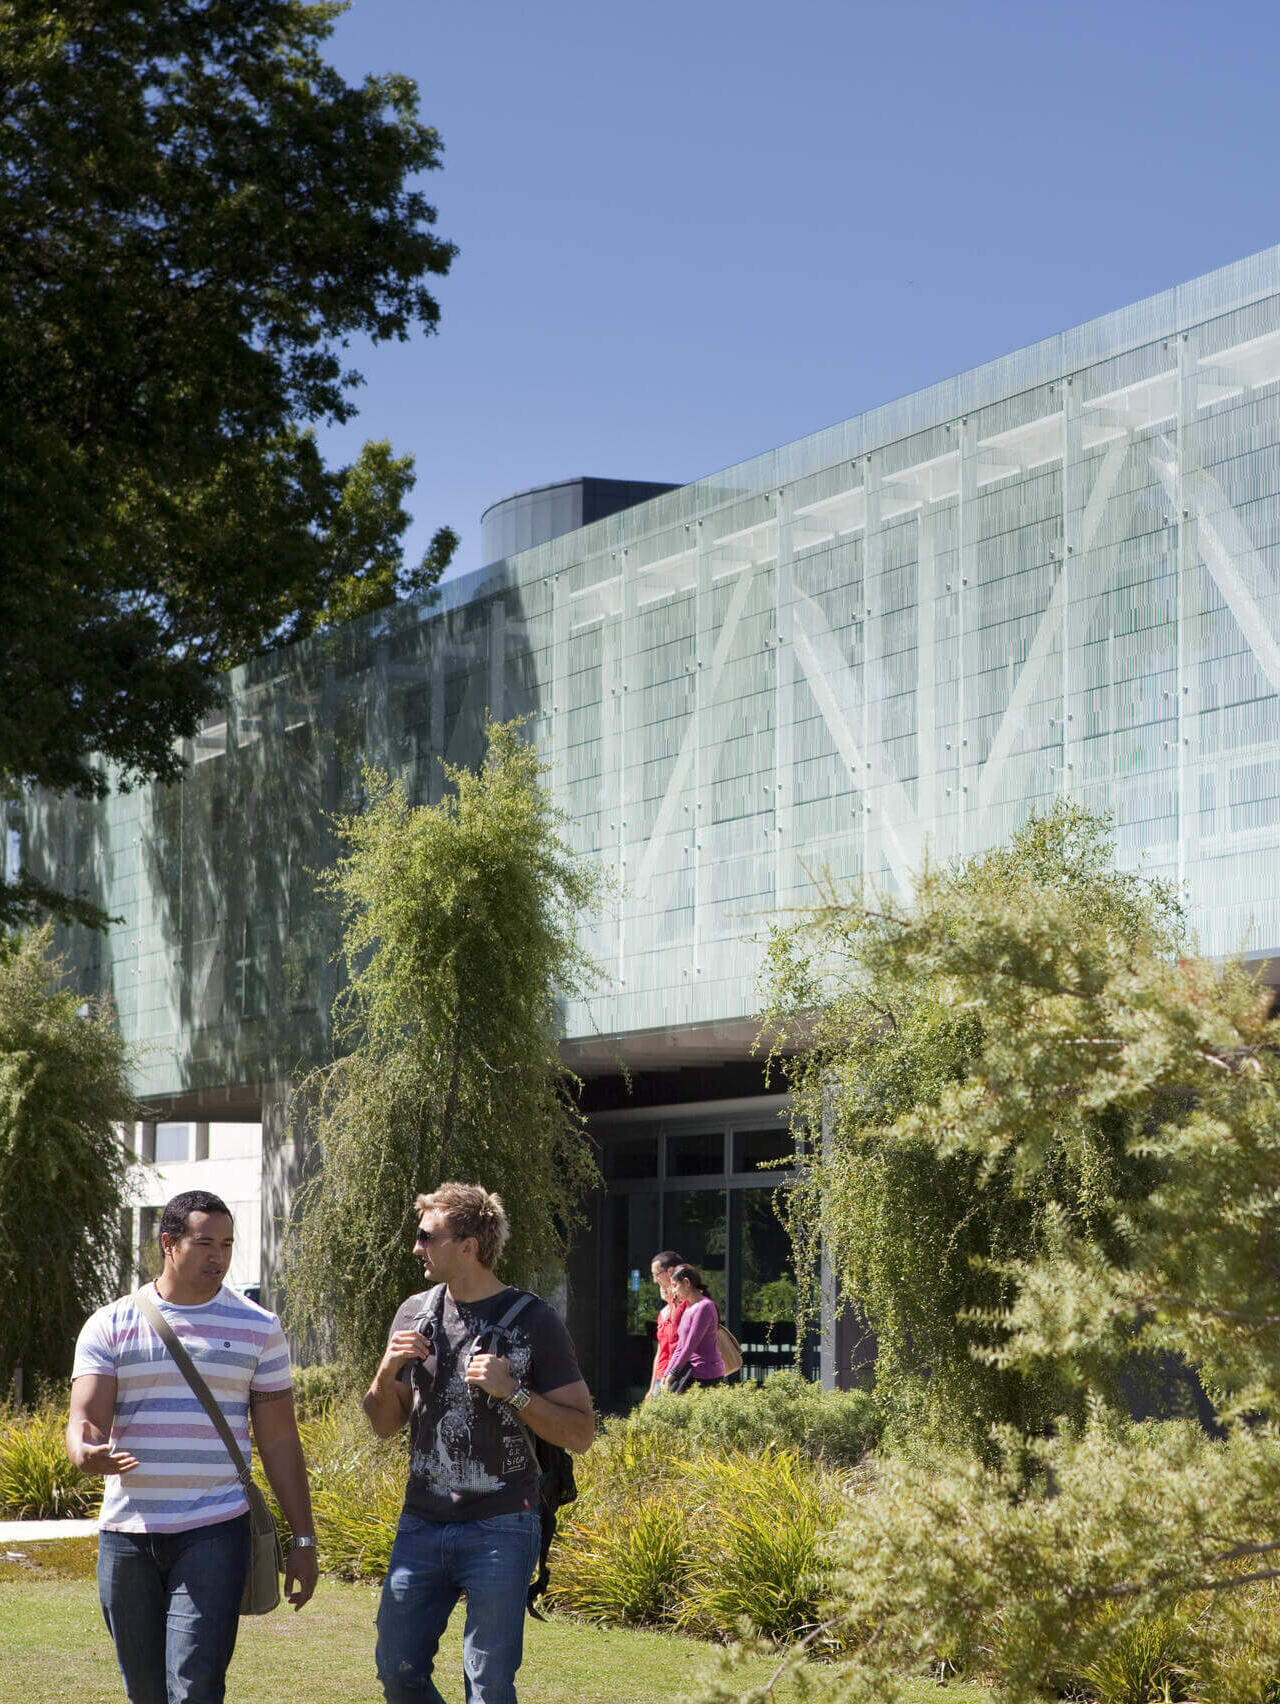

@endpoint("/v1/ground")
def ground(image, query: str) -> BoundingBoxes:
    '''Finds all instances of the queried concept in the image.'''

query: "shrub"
[549,1428,848,1645]
[291,1363,348,1422]
[548,1494,690,1625]
[246,1370,857,1648]
[1063,1584,1280,1704]
[629,1371,880,1467]
[0,1403,98,1519]
[676,1448,842,1643]
[254,1401,407,1581]
[1074,1611,1194,1704]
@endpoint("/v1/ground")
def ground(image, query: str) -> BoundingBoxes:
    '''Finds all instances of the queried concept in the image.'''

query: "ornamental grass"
[0,1401,98,1519]
[546,1416,850,1646]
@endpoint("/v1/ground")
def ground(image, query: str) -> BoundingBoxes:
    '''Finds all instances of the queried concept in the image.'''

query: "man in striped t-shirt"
[68,1190,317,1704]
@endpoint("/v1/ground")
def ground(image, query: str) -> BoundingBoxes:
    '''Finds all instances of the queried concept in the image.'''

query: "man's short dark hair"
[651,1250,683,1271]
[159,1191,233,1244]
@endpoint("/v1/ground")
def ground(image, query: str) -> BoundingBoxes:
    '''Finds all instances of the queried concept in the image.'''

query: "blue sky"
[320,0,1280,582]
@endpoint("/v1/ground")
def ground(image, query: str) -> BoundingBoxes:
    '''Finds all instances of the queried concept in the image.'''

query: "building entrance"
[592,1103,817,1411]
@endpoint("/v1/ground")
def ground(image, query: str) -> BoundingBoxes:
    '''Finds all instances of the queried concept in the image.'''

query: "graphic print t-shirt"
[388,1285,582,1523]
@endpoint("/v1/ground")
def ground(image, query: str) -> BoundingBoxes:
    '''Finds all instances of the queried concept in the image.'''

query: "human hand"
[382,1329,436,1378]
[72,1424,139,1477]
[285,1543,319,1610]
[464,1352,518,1402]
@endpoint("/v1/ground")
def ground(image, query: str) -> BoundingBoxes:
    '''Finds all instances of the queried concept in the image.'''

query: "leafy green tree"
[764,801,1186,1447]
[0,926,136,1394]
[1,0,458,925]
[282,721,608,1383]
[736,805,1280,1703]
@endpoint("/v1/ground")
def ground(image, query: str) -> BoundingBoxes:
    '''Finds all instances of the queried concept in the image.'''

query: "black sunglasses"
[413,1227,455,1246]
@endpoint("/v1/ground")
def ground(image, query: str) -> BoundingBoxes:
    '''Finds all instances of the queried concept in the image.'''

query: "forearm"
[521,1390,595,1454]
[257,1434,314,1538]
[363,1370,410,1438]
[66,1416,106,1470]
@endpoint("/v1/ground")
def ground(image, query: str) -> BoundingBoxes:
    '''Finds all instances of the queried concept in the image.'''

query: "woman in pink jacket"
[662,1264,726,1393]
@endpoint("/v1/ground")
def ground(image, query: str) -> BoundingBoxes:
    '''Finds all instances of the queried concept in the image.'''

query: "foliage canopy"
[0,927,136,1393]
[1,0,458,925]
[749,802,1280,1701]
[764,800,1190,1446]
[282,721,607,1382]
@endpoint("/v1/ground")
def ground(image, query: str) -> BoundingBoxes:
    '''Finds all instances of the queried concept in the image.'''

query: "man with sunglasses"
[364,1182,594,1704]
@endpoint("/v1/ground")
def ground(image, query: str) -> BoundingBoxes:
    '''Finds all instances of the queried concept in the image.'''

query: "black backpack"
[419,1285,579,1618]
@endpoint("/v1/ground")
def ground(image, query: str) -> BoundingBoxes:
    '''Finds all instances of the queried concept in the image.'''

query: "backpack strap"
[493,1289,536,1334]
[412,1283,448,1336]
[489,1291,540,1474]
[414,1284,530,1336]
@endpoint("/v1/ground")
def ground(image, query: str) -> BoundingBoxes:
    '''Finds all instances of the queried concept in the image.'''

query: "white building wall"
[128,1121,264,1294]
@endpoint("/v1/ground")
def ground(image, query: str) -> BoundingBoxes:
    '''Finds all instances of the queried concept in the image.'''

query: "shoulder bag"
[716,1319,744,1377]
[135,1288,284,1614]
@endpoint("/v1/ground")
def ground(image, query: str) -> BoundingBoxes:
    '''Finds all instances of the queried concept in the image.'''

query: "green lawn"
[0,1548,994,1704]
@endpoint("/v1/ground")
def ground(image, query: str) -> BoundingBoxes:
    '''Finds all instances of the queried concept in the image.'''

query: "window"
[604,1136,658,1180]
[155,1122,191,1164]
[732,1126,794,1174]
[666,1130,724,1177]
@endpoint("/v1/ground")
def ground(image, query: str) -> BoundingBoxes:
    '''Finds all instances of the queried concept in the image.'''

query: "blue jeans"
[97,1514,249,1704]
[376,1508,541,1704]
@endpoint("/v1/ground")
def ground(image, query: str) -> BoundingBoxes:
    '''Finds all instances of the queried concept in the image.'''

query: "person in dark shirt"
[364,1183,595,1704]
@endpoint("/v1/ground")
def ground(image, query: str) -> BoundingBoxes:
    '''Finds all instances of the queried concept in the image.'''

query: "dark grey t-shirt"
[388,1284,582,1523]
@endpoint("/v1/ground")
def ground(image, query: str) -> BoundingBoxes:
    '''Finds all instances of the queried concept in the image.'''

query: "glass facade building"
[24,243,1280,1400]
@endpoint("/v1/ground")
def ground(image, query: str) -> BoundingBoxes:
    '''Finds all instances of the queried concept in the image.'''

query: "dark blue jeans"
[97,1514,249,1704]
[376,1508,541,1704]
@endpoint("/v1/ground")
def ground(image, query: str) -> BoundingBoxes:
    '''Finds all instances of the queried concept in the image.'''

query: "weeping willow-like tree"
[0,926,136,1394]
[281,721,607,1383]
[764,801,1188,1447]
[735,804,1280,1704]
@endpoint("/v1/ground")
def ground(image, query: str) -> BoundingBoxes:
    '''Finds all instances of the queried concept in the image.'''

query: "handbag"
[716,1322,744,1376]
[135,1289,284,1615]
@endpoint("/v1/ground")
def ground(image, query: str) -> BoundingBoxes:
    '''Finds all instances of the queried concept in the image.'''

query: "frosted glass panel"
[25,244,1280,1098]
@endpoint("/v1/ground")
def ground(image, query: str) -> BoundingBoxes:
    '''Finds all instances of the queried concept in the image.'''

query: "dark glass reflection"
[607,1191,660,1408]
[731,1125,793,1174]
[603,1136,659,1180]
[666,1130,724,1177]
[664,1189,727,1314]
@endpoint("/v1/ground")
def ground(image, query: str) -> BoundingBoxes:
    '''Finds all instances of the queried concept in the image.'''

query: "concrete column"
[259,1078,302,1313]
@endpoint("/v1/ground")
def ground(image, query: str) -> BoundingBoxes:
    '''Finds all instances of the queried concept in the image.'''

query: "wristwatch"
[291,1535,317,1549]
[506,1385,533,1412]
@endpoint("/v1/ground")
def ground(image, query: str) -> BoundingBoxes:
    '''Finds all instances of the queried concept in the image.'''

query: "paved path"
[0,1518,98,1542]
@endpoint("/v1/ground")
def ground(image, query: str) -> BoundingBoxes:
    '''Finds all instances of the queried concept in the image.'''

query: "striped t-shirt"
[72,1284,293,1533]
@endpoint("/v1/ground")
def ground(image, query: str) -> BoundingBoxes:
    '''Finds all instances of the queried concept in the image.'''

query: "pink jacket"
[666,1296,725,1382]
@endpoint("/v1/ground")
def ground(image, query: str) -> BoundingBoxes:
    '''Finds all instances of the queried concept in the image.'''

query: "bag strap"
[411,1284,541,1470]
[415,1284,534,1337]
[134,1287,252,1489]
[413,1282,448,1335]
[493,1289,535,1334]
[491,1290,540,1469]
